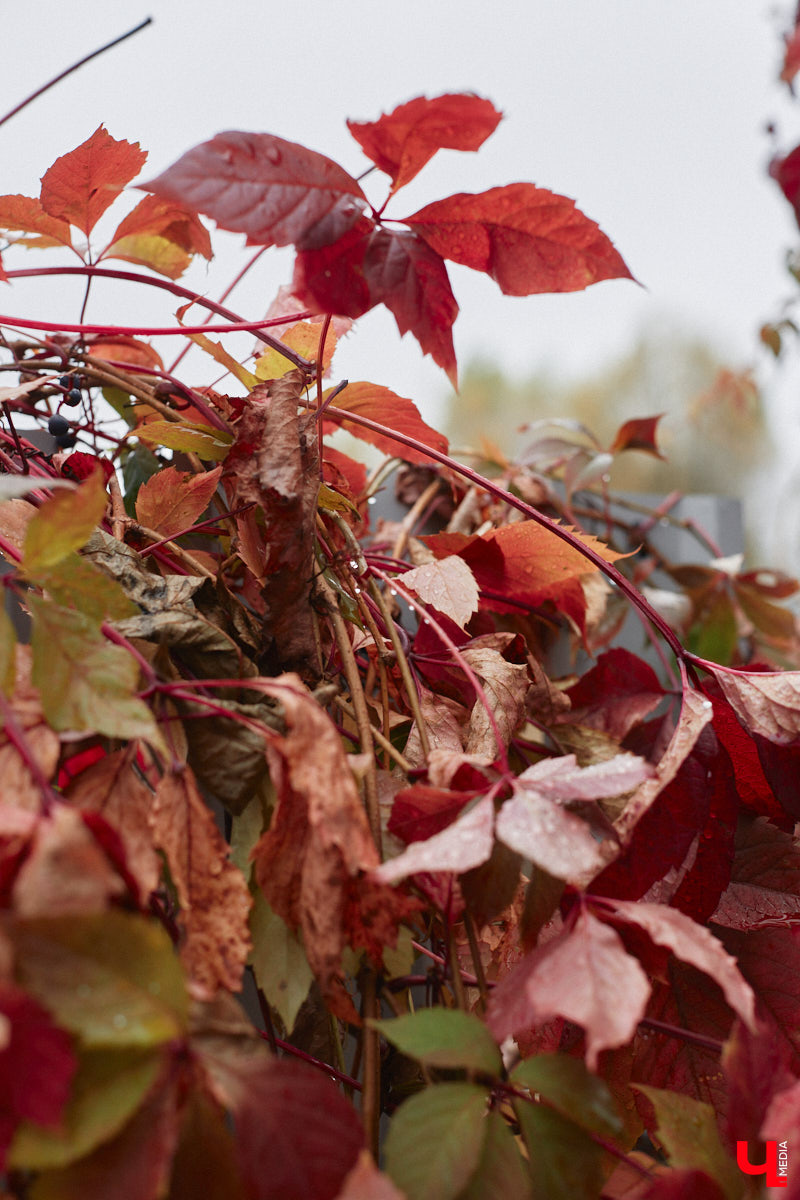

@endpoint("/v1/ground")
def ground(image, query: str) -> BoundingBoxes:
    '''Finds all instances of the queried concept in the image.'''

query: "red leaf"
[143,131,367,251]
[487,908,651,1069]
[711,816,800,930]
[405,183,634,295]
[210,1057,363,1200]
[771,143,800,225]
[373,794,495,884]
[717,925,800,1070]
[40,126,148,237]
[364,227,459,386]
[602,900,757,1031]
[0,984,77,1166]
[294,224,459,383]
[496,753,653,886]
[387,784,476,844]
[761,1079,800,1199]
[614,688,713,842]
[59,451,115,484]
[561,648,666,742]
[0,194,73,249]
[593,722,738,919]
[782,21,800,84]
[704,681,786,824]
[291,217,375,317]
[347,93,502,193]
[722,1018,795,1150]
[609,414,665,459]
[323,381,449,465]
[625,961,735,1113]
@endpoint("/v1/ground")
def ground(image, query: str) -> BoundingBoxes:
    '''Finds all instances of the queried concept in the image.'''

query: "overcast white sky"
[2,3,799,442]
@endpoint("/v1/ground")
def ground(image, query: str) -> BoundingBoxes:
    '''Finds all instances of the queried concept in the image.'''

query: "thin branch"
[0,19,153,129]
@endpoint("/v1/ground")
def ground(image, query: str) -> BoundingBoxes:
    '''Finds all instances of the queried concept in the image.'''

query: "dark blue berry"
[58,374,73,389]
[48,413,70,437]
[55,432,78,449]
[64,388,82,407]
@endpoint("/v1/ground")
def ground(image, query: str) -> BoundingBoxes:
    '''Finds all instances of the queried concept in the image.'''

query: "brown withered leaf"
[65,746,160,897]
[461,640,530,758]
[223,374,320,678]
[12,804,126,916]
[0,497,37,553]
[151,766,252,994]
[713,667,800,745]
[252,675,379,1005]
[397,556,479,629]
[0,646,60,811]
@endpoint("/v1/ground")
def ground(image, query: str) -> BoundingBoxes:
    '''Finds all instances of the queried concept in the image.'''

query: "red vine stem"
[0,266,315,367]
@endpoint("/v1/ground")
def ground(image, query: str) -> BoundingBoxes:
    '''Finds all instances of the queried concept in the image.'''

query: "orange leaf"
[151,766,252,994]
[405,183,634,295]
[609,414,665,459]
[106,193,212,258]
[347,92,503,194]
[65,746,161,896]
[323,381,449,465]
[0,194,73,249]
[135,465,222,538]
[0,648,60,812]
[40,126,147,237]
[425,520,622,618]
[103,194,212,280]
[85,334,164,372]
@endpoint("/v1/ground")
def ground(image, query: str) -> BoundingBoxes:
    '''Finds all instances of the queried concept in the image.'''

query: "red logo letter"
[736,1141,787,1188]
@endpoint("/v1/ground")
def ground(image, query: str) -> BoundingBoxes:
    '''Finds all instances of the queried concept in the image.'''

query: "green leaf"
[121,442,161,516]
[456,1109,532,1200]
[102,385,138,428]
[513,1100,605,1200]
[25,552,137,625]
[23,470,109,573]
[249,891,313,1034]
[510,1054,623,1139]
[9,1047,162,1169]
[11,911,188,1048]
[633,1085,741,1199]
[29,597,166,751]
[384,1083,489,1200]
[382,924,416,979]
[0,601,16,695]
[230,790,270,883]
[136,420,232,462]
[371,1009,502,1077]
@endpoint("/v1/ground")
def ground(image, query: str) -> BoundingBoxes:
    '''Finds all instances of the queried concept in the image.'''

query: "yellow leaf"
[136,421,232,462]
[23,471,108,572]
